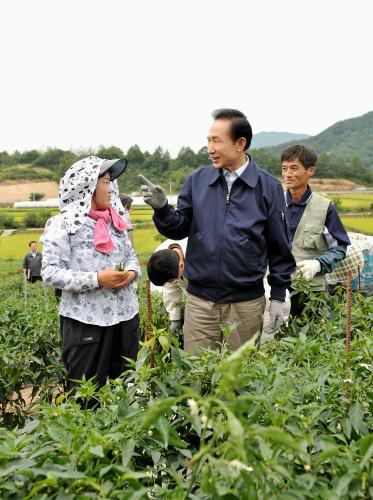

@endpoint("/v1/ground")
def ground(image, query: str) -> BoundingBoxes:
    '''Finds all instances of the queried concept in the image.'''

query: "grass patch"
[0,260,23,281]
[341,216,373,235]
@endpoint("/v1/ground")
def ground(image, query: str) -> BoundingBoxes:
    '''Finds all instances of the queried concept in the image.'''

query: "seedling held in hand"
[115,261,124,271]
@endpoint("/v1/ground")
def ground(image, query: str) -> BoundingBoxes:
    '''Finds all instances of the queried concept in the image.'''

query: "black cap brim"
[99,158,127,180]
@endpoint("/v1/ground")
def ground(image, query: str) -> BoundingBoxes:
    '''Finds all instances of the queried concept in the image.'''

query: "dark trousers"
[289,288,307,317]
[29,276,42,284]
[61,314,139,394]
[289,288,325,320]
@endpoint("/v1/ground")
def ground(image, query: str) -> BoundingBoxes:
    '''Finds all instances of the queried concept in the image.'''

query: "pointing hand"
[138,175,167,209]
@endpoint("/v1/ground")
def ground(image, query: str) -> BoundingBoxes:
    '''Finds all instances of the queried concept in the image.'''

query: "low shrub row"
[0,210,53,230]
[0,277,371,497]
[0,279,63,426]
[0,277,169,426]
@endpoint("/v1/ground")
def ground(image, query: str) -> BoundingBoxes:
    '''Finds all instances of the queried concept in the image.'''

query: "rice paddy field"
[0,231,44,261]
[341,216,373,235]
[0,205,158,281]
[328,193,373,211]
[0,206,153,224]
[0,216,162,278]
[0,226,160,259]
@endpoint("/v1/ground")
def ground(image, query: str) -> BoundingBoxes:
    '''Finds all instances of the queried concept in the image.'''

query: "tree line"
[0,144,372,193]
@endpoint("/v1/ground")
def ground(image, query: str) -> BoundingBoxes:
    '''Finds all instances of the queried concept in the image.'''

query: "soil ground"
[0,181,58,203]
[309,179,360,191]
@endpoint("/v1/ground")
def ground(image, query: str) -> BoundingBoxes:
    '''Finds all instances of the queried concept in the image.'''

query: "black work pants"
[289,288,307,318]
[29,276,42,284]
[61,314,139,394]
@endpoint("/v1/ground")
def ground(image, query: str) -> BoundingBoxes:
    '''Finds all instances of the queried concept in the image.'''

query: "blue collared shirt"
[223,156,250,192]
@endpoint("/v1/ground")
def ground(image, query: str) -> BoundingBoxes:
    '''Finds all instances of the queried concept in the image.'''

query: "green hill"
[270,111,373,170]
[251,131,311,149]
[1,112,373,190]
[0,163,55,183]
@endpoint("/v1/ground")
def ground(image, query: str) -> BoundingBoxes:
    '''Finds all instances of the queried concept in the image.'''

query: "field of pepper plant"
[0,273,372,499]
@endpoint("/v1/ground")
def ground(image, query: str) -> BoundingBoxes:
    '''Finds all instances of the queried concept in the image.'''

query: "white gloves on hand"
[268,300,284,333]
[138,175,167,209]
[297,259,321,281]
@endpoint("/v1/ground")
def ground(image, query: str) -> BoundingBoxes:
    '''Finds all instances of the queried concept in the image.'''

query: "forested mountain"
[1,111,373,192]
[270,111,373,170]
[251,131,310,149]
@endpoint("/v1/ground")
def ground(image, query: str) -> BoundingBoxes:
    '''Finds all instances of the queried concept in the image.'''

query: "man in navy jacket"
[140,108,295,354]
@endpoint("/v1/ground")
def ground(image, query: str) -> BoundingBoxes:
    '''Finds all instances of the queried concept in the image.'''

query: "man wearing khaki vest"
[281,145,350,317]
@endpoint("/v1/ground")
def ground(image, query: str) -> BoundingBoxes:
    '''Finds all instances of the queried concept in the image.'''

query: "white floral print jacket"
[41,213,140,327]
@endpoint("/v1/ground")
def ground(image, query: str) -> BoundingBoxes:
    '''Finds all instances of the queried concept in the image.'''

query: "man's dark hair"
[120,194,133,210]
[147,249,179,286]
[211,108,253,150]
[29,240,37,247]
[281,145,317,169]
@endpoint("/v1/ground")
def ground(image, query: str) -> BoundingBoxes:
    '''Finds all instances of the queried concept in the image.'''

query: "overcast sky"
[1,0,372,157]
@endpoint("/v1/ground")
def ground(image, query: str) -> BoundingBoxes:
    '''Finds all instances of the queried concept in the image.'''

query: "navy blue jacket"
[153,159,296,303]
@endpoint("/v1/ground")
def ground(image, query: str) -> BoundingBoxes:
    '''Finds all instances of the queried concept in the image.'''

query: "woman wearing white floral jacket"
[41,156,140,396]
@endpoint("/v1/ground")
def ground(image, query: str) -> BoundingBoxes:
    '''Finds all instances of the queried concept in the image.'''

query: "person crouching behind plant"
[41,156,140,398]
[147,238,188,338]
[120,194,134,245]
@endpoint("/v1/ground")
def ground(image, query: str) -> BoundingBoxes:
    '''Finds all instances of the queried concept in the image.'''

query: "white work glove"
[297,259,321,281]
[267,300,284,333]
[138,175,167,209]
[170,320,182,335]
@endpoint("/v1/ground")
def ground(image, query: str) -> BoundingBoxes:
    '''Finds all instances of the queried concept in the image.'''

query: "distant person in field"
[281,145,350,316]
[41,156,140,397]
[147,238,188,336]
[23,240,42,283]
[120,194,134,245]
[139,108,295,354]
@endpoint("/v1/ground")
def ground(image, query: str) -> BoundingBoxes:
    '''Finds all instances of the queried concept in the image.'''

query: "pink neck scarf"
[88,207,127,254]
